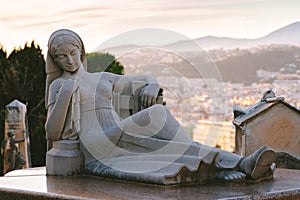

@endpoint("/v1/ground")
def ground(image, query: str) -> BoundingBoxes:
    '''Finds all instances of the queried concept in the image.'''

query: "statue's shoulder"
[49,78,64,93]
[50,77,64,86]
[98,72,122,81]
[91,71,118,80]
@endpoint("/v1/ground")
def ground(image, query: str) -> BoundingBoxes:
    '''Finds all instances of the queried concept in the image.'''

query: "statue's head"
[7,130,15,138]
[45,29,87,108]
[48,29,85,61]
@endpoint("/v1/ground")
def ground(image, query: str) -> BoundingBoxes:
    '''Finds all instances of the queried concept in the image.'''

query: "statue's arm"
[112,73,160,107]
[45,79,78,141]
[14,137,25,143]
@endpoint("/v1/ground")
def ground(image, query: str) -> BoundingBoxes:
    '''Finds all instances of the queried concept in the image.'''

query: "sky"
[1,0,300,54]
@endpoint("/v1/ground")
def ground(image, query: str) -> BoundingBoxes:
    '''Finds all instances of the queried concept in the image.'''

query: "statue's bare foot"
[239,145,277,179]
[212,171,246,183]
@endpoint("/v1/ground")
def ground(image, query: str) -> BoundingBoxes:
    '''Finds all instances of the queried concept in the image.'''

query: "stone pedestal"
[46,140,84,176]
[1,168,300,199]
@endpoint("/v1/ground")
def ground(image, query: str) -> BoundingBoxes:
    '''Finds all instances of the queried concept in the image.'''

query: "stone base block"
[46,140,84,176]
[1,168,300,199]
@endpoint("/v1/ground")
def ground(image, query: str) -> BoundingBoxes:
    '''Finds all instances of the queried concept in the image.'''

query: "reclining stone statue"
[45,29,277,185]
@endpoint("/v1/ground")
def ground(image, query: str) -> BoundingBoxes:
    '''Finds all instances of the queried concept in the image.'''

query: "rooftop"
[233,97,300,126]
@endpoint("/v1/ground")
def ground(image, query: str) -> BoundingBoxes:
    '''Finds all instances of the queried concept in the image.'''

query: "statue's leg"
[108,105,276,183]
[210,145,276,183]
[182,142,246,183]
[115,104,192,143]
[7,150,16,172]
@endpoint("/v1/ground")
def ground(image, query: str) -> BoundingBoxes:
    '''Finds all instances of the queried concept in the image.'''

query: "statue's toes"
[235,172,246,180]
[212,171,246,183]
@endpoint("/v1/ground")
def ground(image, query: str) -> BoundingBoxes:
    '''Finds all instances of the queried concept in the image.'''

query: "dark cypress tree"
[0,46,8,175]
[0,41,46,171]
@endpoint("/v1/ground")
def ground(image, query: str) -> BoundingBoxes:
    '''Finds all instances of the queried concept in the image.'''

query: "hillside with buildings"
[97,22,300,152]
[211,45,300,84]
[111,45,300,152]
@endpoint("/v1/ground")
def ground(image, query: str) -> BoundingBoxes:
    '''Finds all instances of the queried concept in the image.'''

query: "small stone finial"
[261,89,276,102]
[233,105,246,118]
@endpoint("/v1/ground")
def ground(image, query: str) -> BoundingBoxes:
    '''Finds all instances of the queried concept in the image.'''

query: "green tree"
[0,46,8,174]
[0,41,46,174]
[87,52,124,74]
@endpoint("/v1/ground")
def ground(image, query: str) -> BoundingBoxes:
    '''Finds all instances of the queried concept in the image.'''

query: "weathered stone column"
[46,140,84,176]
[3,99,31,174]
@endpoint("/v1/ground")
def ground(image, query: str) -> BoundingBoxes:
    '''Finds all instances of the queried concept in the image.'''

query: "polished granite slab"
[0,167,299,200]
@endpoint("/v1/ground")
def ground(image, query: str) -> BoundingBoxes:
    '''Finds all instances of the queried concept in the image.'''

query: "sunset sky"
[1,0,300,54]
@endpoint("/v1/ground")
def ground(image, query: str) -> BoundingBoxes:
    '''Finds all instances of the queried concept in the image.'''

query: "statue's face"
[54,43,81,73]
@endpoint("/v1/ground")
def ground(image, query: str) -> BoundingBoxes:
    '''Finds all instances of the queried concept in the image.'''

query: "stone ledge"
[0,167,299,200]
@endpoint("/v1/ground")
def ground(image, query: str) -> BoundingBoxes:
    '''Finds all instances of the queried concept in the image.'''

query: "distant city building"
[193,120,235,152]
[256,69,278,79]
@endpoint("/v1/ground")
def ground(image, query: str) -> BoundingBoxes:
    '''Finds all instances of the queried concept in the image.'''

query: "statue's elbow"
[46,131,61,141]
[45,123,61,141]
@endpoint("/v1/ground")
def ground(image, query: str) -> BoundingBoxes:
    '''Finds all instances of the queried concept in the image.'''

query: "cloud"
[62,5,111,14]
